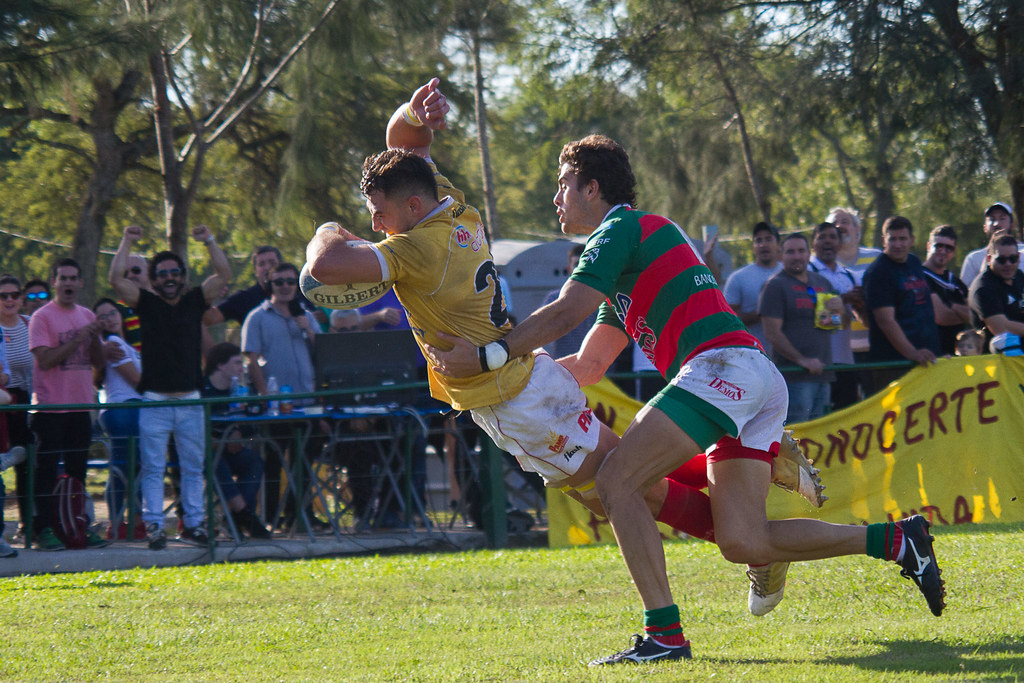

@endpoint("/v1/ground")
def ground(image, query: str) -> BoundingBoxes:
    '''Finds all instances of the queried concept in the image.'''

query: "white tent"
[491,238,585,321]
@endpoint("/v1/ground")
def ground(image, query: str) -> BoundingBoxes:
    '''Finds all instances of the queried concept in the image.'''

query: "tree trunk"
[72,74,140,301]
[472,30,501,241]
[148,51,191,259]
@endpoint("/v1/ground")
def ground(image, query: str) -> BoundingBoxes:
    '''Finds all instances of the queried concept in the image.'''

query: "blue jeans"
[215,446,264,511]
[100,402,141,522]
[786,380,831,425]
[139,401,206,529]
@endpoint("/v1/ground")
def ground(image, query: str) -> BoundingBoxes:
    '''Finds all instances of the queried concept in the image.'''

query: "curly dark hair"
[360,148,438,201]
[558,135,637,207]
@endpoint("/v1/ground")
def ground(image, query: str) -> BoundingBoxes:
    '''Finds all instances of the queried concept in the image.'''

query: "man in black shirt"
[922,225,971,356]
[969,234,1024,350]
[109,224,232,550]
[203,246,282,326]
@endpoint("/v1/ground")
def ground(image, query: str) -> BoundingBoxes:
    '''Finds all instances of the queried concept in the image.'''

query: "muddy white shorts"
[648,346,787,458]
[470,354,600,484]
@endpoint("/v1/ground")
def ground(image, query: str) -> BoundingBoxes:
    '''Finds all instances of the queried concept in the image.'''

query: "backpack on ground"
[53,474,90,549]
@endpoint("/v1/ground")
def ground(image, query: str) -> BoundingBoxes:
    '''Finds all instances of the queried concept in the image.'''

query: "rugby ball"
[299,257,393,311]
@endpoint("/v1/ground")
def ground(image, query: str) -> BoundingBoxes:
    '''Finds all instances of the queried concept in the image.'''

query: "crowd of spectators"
[721,202,1024,426]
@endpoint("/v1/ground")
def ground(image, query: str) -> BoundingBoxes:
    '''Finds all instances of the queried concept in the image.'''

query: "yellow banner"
[549,357,1024,547]
[769,355,1024,526]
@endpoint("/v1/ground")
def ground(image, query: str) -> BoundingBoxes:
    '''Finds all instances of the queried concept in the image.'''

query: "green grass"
[1,523,1022,682]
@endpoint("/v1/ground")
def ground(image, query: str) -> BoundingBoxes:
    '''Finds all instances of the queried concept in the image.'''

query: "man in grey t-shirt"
[759,233,840,424]
[723,221,781,354]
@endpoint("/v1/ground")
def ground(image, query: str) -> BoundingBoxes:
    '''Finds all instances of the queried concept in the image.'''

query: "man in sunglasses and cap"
[969,233,1024,351]
[109,224,232,550]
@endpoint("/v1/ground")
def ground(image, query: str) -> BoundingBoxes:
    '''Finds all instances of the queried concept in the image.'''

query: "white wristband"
[401,103,423,127]
[482,340,510,372]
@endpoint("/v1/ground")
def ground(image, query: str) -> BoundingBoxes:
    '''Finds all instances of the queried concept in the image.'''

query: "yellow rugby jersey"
[375,190,533,411]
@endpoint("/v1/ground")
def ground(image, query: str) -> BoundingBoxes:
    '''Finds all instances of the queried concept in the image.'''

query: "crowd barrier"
[0,384,523,554]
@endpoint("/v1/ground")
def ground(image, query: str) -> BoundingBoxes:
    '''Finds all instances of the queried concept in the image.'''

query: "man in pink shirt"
[29,257,108,551]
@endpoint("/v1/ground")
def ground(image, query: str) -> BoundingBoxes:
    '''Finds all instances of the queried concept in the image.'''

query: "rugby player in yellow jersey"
[305,80,722,540]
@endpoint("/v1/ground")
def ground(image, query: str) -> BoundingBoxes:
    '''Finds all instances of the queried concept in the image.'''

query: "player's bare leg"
[594,404,703,610]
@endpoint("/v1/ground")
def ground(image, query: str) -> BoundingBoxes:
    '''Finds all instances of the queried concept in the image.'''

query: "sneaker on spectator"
[179,525,210,546]
[0,446,26,471]
[86,530,111,549]
[35,527,65,552]
[0,537,17,558]
[146,522,167,551]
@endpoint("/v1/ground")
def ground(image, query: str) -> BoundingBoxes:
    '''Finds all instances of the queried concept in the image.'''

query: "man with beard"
[723,221,780,354]
[759,233,840,423]
[109,224,232,549]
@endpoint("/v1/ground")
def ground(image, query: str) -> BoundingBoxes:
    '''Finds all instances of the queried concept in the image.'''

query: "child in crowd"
[954,329,983,357]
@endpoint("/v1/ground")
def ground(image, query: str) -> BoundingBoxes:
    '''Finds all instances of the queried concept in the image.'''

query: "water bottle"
[266,375,280,416]
[229,376,241,413]
[235,381,250,415]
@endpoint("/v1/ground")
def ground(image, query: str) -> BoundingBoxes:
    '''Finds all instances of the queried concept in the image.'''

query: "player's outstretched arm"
[386,77,450,155]
[559,323,628,387]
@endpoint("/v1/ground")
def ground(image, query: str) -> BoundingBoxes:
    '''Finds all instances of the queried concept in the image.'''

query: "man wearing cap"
[960,202,1023,286]
[723,221,781,354]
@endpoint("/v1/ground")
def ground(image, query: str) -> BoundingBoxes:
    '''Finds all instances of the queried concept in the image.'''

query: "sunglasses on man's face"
[155,267,183,279]
[271,277,299,287]
[25,291,49,301]
[994,254,1020,265]
[0,291,21,301]
[931,242,955,252]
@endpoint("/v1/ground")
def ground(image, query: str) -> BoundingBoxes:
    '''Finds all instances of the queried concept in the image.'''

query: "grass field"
[2,522,1022,682]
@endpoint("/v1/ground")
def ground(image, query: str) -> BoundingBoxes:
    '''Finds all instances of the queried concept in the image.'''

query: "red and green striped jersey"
[570,206,760,379]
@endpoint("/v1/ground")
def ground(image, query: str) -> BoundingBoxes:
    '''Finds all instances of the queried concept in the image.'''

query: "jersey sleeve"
[594,300,624,331]
[569,219,637,297]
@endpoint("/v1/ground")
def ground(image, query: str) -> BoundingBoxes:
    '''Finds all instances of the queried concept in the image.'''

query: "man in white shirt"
[959,202,1024,287]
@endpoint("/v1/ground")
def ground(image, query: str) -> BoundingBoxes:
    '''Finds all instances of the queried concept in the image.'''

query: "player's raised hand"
[410,77,449,131]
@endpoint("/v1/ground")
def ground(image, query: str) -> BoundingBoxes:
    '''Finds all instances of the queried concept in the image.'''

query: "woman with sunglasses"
[0,275,28,556]
[92,297,145,540]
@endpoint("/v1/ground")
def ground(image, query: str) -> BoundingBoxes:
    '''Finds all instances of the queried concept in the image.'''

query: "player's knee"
[716,534,766,565]
[594,464,629,511]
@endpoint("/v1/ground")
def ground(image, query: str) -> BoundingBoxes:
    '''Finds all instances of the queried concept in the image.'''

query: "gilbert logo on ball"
[299,259,393,310]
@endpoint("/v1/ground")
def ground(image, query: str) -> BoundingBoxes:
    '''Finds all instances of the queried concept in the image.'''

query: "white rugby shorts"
[470,354,599,484]
[653,346,788,456]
